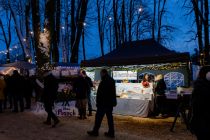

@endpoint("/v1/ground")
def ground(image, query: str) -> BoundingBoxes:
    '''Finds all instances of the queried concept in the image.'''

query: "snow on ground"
[0,106,196,140]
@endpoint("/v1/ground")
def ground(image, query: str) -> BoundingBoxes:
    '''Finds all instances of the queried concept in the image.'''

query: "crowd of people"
[0,69,117,138]
[0,70,33,113]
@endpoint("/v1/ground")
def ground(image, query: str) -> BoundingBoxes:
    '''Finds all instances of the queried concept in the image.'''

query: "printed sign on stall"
[54,101,78,117]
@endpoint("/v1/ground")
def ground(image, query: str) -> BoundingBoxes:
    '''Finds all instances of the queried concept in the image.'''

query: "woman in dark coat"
[190,66,210,140]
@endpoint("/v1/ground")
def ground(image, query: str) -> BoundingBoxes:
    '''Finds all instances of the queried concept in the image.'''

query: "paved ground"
[0,109,196,140]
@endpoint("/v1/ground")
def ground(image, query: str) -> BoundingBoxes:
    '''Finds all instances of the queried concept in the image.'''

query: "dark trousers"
[24,95,31,109]
[87,93,92,112]
[93,107,114,134]
[13,95,24,112]
[0,100,3,112]
[4,94,13,109]
[44,103,58,123]
[155,95,166,115]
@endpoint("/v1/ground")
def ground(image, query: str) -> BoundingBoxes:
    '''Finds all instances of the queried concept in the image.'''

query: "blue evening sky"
[0,0,198,62]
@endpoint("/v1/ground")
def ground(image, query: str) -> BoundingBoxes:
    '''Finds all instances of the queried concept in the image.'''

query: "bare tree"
[52,0,60,62]
[186,0,209,65]
[113,0,119,48]
[31,0,43,68]
[70,0,88,63]
[96,0,106,56]
[0,13,12,63]
[152,0,156,40]
[8,0,26,60]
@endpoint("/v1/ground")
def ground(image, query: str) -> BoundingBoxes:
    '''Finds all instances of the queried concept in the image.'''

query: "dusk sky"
[79,0,197,61]
[0,0,198,62]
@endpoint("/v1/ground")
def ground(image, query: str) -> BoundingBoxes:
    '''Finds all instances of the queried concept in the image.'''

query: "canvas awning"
[0,61,36,70]
[81,39,190,67]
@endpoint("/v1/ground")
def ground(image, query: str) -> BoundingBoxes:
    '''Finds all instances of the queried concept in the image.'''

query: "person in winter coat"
[23,72,33,109]
[81,70,94,116]
[87,69,117,138]
[42,71,59,127]
[10,70,25,112]
[74,72,89,119]
[0,74,6,113]
[190,66,210,140]
[154,74,167,117]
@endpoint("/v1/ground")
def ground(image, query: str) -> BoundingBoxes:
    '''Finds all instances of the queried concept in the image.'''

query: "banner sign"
[113,71,137,80]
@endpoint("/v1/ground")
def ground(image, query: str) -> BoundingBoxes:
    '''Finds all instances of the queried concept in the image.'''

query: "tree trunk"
[193,0,203,57]
[128,0,133,42]
[25,1,31,60]
[52,0,60,62]
[152,0,156,40]
[45,0,55,64]
[31,0,42,68]
[70,0,76,52]
[204,0,209,64]
[121,0,126,45]
[157,0,166,43]
[82,28,86,60]
[97,0,105,56]
[70,0,88,63]
[113,0,119,48]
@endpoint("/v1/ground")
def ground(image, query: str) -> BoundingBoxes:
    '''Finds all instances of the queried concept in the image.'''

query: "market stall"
[0,60,36,75]
[81,39,191,117]
[33,63,80,117]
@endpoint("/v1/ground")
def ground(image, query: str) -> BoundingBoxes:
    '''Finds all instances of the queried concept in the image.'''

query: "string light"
[138,7,143,12]
[0,45,19,55]
[83,22,87,26]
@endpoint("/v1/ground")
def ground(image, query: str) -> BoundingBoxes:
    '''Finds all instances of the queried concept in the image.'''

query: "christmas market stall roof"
[0,61,36,70]
[81,39,190,67]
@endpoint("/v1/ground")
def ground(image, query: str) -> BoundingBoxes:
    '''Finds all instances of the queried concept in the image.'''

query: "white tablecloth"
[91,95,154,117]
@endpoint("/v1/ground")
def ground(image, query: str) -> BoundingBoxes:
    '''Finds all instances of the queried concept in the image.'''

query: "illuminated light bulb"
[138,7,143,12]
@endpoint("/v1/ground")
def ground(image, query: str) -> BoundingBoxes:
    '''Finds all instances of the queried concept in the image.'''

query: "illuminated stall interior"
[81,39,190,117]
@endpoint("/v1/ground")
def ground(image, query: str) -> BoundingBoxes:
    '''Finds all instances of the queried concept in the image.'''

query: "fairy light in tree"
[83,22,87,26]
[138,7,143,12]
[61,26,65,30]
[108,17,112,21]
[23,38,27,42]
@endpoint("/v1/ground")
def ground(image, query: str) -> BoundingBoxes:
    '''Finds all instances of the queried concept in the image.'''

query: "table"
[91,94,154,117]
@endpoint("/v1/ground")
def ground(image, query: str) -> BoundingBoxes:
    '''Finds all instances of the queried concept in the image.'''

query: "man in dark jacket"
[81,70,93,116]
[87,69,117,138]
[74,72,89,119]
[42,71,59,127]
